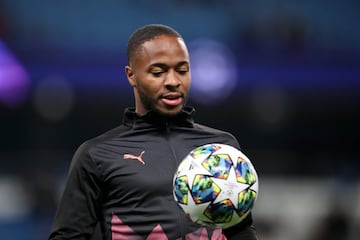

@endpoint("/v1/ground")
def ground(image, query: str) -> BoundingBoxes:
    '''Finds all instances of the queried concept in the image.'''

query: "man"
[49,24,258,239]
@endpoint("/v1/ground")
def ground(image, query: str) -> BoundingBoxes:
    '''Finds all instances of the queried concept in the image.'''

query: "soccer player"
[49,24,258,240]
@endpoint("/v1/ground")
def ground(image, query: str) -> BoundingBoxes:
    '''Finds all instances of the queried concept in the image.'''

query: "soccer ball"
[173,143,259,229]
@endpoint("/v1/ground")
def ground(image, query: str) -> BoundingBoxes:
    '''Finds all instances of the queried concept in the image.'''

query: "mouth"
[160,92,183,107]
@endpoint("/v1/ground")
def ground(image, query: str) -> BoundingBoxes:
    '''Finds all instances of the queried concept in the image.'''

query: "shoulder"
[192,123,240,148]
[193,122,235,137]
[79,125,127,150]
[71,125,127,165]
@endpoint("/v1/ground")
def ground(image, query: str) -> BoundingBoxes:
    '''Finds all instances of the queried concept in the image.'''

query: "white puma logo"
[123,150,145,165]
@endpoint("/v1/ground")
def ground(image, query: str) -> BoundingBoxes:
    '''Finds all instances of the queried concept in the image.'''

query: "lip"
[161,92,183,99]
[160,92,183,106]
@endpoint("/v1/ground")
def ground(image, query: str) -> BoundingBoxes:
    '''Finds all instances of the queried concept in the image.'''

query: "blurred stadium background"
[0,1,359,239]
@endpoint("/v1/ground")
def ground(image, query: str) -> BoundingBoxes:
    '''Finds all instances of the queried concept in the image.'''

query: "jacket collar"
[122,107,195,129]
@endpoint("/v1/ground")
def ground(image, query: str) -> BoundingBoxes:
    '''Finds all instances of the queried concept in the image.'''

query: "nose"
[165,70,180,88]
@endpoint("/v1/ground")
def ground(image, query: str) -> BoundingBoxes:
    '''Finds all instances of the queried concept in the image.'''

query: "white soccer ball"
[173,143,259,229]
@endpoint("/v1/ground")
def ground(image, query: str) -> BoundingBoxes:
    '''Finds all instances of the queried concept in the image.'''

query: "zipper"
[164,119,186,239]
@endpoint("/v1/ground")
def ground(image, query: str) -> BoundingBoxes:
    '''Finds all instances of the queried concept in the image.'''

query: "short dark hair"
[126,24,182,64]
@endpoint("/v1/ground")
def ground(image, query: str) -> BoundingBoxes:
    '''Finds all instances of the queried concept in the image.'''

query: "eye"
[152,71,164,77]
[177,69,189,75]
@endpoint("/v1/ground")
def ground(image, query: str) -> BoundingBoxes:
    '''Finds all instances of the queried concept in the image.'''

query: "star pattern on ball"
[178,191,210,223]
[178,156,212,187]
[210,165,249,207]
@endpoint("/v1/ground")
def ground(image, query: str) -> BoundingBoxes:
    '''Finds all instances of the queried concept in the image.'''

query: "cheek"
[183,78,191,92]
[136,77,162,95]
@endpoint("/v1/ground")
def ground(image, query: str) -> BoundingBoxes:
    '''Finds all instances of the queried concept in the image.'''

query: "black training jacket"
[49,107,258,240]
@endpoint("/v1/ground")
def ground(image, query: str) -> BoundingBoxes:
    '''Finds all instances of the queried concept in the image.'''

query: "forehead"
[132,35,189,67]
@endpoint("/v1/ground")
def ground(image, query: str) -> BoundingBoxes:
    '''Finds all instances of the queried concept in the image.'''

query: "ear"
[125,65,136,87]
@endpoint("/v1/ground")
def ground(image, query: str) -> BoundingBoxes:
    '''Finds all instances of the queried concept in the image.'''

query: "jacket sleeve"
[49,142,103,240]
[223,213,259,240]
